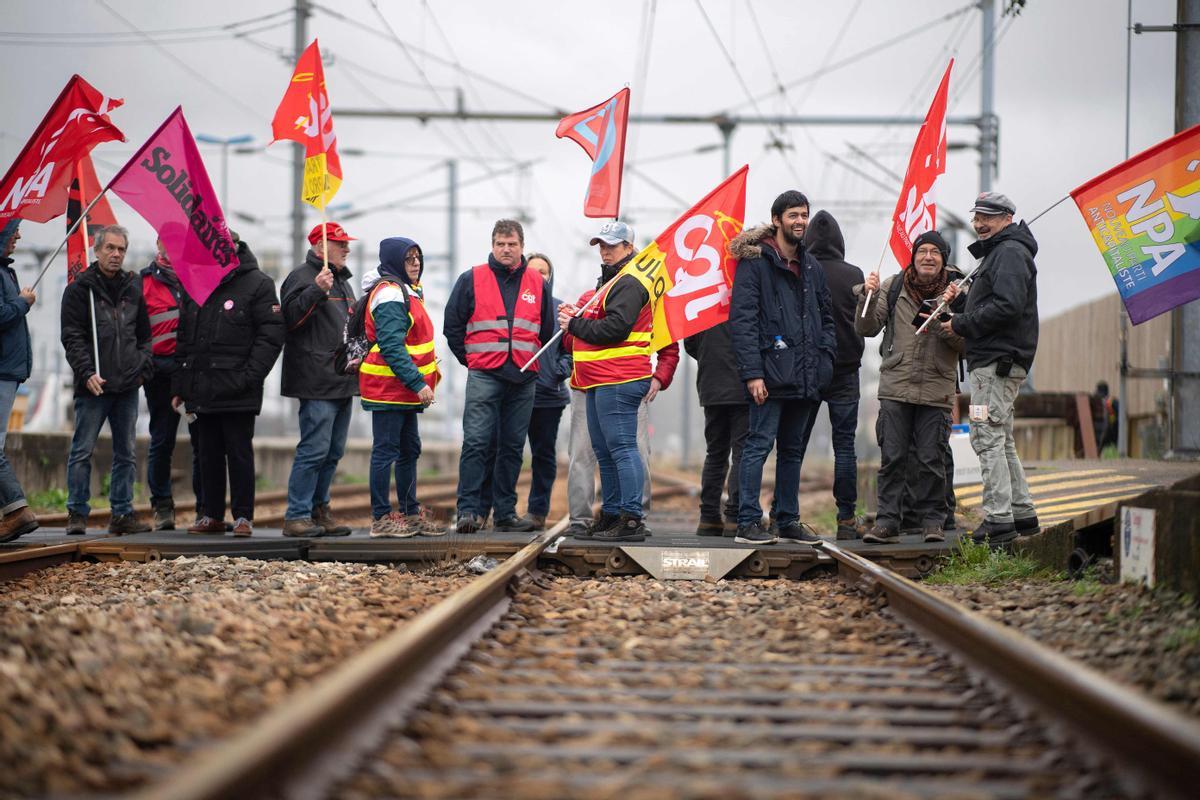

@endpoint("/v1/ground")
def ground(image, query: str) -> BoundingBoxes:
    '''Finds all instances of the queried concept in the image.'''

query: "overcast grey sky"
[1,0,1180,318]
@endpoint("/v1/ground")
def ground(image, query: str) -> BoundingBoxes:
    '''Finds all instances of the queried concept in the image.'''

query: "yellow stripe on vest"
[574,345,651,362]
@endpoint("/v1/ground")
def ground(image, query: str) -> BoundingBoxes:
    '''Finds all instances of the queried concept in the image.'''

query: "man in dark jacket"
[61,225,153,535]
[941,192,1039,545]
[0,221,38,542]
[443,219,556,533]
[172,235,284,536]
[801,210,865,537]
[279,222,360,538]
[684,322,745,536]
[729,191,836,545]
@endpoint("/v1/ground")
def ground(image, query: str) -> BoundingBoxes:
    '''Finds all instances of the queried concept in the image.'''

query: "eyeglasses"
[404,255,421,264]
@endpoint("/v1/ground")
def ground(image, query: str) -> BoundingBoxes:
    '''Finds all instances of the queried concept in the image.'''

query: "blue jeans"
[286,397,353,520]
[586,379,649,518]
[67,389,139,518]
[457,371,535,520]
[738,398,817,526]
[0,380,27,514]
[801,370,860,519]
[370,410,421,519]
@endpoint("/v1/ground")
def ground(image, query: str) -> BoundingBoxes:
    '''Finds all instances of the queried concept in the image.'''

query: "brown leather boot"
[0,507,38,543]
[313,503,351,536]
[282,517,324,538]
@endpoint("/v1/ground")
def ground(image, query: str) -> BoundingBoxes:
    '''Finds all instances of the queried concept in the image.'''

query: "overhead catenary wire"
[0,19,292,47]
[0,8,291,40]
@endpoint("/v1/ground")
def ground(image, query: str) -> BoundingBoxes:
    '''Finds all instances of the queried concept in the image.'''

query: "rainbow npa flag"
[1070,124,1200,324]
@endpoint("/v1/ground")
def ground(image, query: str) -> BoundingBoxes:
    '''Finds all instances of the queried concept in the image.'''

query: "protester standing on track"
[0,221,39,543]
[359,237,442,538]
[729,191,836,546]
[280,222,360,538]
[173,234,284,537]
[444,220,555,534]
[856,230,964,544]
[941,192,1040,545]
[61,225,153,536]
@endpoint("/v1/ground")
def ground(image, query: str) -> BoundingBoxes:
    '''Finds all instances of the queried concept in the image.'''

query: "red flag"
[65,155,119,284]
[887,60,952,268]
[556,88,630,218]
[0,75,124,225]
[271,39,343,208]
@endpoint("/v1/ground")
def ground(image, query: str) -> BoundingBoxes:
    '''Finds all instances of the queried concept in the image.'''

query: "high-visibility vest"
[463,264,543,372]
[570,274,654,390]
[142,272,180,357]
[360,281,440,407]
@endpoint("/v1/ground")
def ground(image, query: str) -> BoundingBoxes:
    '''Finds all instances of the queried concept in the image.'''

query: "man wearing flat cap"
[941,192,1040,546]
[279,221,360,538]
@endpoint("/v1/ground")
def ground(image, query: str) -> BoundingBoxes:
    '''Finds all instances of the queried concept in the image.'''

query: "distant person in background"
[141,238,202,531]
[0,221,39,543]
[801,210,866,539]
[61,225,153,536]
[279,222,360,538]
[359,238,441,537]
[1096,380,1119,451]
[173,233,284,537]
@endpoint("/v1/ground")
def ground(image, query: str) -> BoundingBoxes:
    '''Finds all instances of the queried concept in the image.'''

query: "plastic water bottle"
[773,335,788,350]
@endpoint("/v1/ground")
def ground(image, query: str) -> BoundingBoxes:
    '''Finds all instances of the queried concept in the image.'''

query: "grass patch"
[1164,624,1200,652]
[27,488,68,512]
[927,537,1061,586]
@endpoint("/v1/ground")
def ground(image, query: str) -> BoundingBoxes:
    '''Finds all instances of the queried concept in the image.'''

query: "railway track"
[128,477,1200,800]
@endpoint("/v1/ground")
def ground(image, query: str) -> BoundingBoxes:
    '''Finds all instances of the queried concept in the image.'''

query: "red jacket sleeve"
[652,341,680,389]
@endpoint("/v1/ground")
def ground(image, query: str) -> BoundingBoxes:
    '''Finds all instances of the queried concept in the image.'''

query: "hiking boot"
[777,522,822,543]
[923,525,946,543]
[585,512,621,539]
[1014,515,1040,533]
[232,518,253,538]
[66,512,87,535]
[406,507,446,537]
[565,521,593,539]
[529,514,547,531]
[187,516,226,534]
[313,503,352,536]
[836,516,867,541]
[152,500,175,531]
[455,514,484,534]
[723,517,739,537]
[594,514,646,543]
[282,518,324,538]
[696,516,725,537]
[944,514,959,531]
[971,519,1017,545]
[494,516,535,533]
[109,514,150,535]
[0,507,38,543]
[734,523,778,545]
[862,524,900,545]
[370,513,413,538]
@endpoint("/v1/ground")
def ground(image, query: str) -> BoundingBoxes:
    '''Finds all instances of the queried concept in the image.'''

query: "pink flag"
[109,107,236,306]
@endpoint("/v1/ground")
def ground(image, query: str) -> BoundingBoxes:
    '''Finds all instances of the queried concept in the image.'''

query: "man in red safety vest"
[443,219,557,533]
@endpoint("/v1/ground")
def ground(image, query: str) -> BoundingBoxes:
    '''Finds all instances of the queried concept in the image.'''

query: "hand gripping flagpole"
[520,273,621,372]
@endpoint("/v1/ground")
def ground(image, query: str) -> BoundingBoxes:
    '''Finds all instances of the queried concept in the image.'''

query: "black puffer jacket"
[729,224,836,401]
[953,221,1039,371]
[280,250,358,399]
[803,211,865,376]
[683,322,742,407]
[172,242,284,414]
[60,263,152,397]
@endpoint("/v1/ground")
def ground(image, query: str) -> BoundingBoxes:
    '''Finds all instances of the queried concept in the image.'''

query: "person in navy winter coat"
[0,221,38,543]
[729,190,836,545]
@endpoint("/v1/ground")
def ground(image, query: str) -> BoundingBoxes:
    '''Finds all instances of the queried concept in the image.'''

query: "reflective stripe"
[511,317,540,333]
[417,360,438,375]
[573,345,650,362]
[408,340,435,355]
[510,341,539,352]
[465,342,511,353]
[359,362,395,377]
[151,331,177,345]
[625,331,652,343]
[465,319,509,332]
[149,309,179,325]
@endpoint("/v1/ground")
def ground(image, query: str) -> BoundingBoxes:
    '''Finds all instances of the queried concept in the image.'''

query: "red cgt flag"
[271,39,343,208]
[556,88,630,218]
[887,60,952,268]
[65,154,119,284]
[0,75,124,225]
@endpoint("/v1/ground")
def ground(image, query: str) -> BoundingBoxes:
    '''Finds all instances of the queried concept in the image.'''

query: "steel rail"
[134,479,693,800]
[815,540,1200,800]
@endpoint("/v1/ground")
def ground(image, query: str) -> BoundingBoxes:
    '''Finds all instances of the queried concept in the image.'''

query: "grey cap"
[969,191,1016,216]
[589,220,635,246]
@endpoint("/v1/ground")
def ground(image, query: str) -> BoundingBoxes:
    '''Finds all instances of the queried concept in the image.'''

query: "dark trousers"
[527,405,565,517]
[144,372,202,509]
[370,410,421,519]
[876,400,949,528]
[700,404,748,522]
[801,370,860,519]
[195,411,256,522]
[901,414,956,527]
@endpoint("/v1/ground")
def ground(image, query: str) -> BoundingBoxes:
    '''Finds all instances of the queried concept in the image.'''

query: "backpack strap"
[880,274,906,356]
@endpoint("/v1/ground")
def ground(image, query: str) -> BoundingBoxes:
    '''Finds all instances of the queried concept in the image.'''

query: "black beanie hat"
[911,230,950,266]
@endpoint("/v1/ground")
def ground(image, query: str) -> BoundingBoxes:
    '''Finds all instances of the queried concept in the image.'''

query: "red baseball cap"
[307,222,357,245]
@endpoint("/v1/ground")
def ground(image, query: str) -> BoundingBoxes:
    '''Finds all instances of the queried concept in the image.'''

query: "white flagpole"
[89,289,102,384]
[520,273,620,372]
[30,189,111,290]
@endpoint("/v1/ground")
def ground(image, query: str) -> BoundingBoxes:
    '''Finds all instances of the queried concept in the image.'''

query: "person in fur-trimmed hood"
[728,190,836,546]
